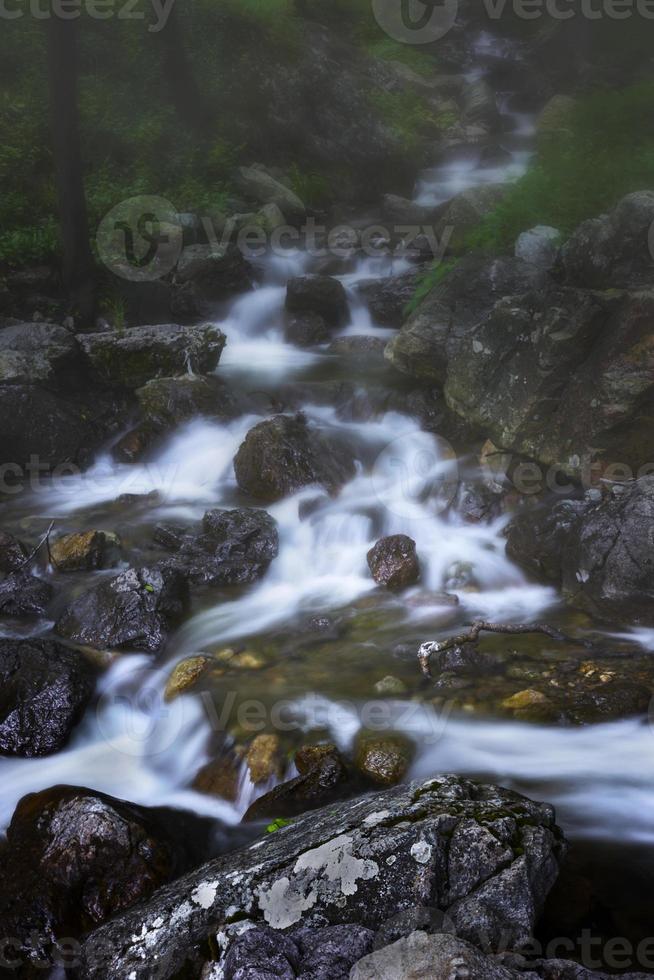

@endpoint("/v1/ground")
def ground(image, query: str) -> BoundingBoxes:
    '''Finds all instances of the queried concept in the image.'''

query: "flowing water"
[2,35,653,872]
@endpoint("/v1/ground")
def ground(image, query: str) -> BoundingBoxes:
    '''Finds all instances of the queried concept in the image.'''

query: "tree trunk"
[160,5,207,131]
[46,13,94,318]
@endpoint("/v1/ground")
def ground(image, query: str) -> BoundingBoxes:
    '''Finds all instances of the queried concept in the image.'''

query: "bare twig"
[16,521,56,571]
[417,620,576,678]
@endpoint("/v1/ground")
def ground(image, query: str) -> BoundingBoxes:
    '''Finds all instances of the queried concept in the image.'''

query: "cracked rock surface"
[79,775,564,979]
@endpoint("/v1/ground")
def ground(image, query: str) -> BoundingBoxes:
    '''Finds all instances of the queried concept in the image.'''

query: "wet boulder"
[0,786,219,970]
[356,269,422,327]
[79,775,565,979]
[284,312,333,347]
[559,190,654,289]
[385,254,544,382]
[50,530,118,572]
[367,535,420,590]
[0,384,128,471]
[233,413,356,502]
[353,732,413,787]
[507,479,654,626]
[0,570,53,617]
[223,924,374,980]
[0,638,95,756]
[244,744,349,821]
[442,283,654,475]
[78,322,226,388]
[237,165,306,222]
[0,321,80,386]
[515,225,561,270]
[136,375,239,432]
[156,507,279,586]
[560,478,654,625]
[55,564,189,653]
[285,276,349,329]
[174,244,254,305]
[0,531,27,572]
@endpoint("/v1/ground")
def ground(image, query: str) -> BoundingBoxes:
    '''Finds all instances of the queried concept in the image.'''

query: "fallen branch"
[16,521,56,571]
[418,620,575,677]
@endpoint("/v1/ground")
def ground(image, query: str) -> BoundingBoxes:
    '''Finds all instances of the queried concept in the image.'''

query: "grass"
[405,259,458,317]
[467,81,654,254]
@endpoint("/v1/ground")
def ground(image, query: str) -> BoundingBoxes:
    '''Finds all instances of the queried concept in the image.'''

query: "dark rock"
[244,744,349,821]
[284,312,332,347]
[357,269,421,327]
[174,244,254,301]
[79,776,565,979]
[157,507,279,586]
[0,530,28,572]
[385,255,544,382]
[560,479,654,625]
[0,570,53,617]
[0,638,95,756]
[237,165,306,222]
[506,500,587,585]
[353,732,413,786]
[367,535,420,590]
[286,276,349,329]
[0,321,80,385]
[55,564,189,653]
[136,375,239,432]
[234,413,356,502]
[0,786,220,969]
[193,751,242,802]
[560,190,654,290]
[381,194,439,227]
[78,323,226,388]
[0,384,130,471]
[223,923,374,980]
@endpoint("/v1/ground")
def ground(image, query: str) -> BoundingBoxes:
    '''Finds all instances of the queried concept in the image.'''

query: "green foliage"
[365,38,436,77]
[468,82,654,253]
[265,817,294,833]
[287,164,331,209]
[405,259,458,316]
[368,90,438,154]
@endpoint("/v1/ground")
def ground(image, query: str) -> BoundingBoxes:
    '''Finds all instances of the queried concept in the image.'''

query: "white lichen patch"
[363,810,391,827]
[294,834,379,896]
[256,876,318,929]
[192,880,219,909]
[410,840,432,865]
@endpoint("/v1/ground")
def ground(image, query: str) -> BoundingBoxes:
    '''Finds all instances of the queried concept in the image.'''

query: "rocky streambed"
[1,25,654,980]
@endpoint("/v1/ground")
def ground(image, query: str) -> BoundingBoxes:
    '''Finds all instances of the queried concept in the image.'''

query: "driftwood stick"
[417,620,574,677]
[16,521,56,570]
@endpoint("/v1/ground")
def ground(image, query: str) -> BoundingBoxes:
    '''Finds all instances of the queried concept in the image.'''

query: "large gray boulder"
[78,323,226,388]
[234,413,356,502]
[79,775,565,979]
[237,165,306,222]
[351,931,518,980]
[385,255,544,382]
[174,244,254,303]
[507,477,654,626]
[0,322,79,385]
[559,190,654,289]
[0,384,127,471]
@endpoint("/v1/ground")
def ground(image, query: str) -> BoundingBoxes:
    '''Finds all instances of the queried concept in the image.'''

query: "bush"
[468,82,654,253]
